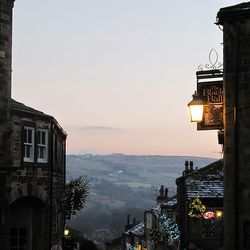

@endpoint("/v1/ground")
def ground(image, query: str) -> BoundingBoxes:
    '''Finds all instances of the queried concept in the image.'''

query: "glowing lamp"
[64,229,69,236]
[188,91,204,122]
[216,210,223,219]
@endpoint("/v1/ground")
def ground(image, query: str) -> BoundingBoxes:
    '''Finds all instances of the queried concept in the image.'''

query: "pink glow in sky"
[12,0,239,158]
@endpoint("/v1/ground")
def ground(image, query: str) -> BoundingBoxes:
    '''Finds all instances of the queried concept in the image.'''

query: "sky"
[11,0,241,158]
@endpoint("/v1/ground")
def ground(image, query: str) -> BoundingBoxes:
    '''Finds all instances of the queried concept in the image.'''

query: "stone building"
[217,2,250,249]
[176,160,223,250]
[0,0,67,250]
[123,222,145,250]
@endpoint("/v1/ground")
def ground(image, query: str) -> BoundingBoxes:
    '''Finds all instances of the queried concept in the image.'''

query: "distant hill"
[66,154,217,241]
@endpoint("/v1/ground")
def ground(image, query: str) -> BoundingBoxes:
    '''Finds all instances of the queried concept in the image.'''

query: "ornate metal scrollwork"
[198,49,223,71]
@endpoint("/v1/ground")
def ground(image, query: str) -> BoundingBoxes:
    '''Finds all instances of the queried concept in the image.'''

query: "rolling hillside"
[66,154,216,241]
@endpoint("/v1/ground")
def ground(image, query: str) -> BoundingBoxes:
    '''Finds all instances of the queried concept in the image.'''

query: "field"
[66,154,216,241]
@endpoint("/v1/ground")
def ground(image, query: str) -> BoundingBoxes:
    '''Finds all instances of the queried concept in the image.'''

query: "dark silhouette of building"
[176,160,223,250]
[217,2,250,249]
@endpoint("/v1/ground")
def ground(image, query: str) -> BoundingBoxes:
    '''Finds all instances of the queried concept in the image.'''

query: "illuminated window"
[23,127,35,162]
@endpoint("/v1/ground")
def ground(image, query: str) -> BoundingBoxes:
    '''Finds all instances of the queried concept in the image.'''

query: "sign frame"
[196,70,223,130]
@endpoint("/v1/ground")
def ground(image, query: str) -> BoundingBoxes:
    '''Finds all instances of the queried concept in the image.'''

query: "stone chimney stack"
[185,160,188,171]
[133,217,136,225]
[189,161,194,171]
[183,160,189,176]
[165,188,168,199]
[159,185,164,197]
[0,0,15,167]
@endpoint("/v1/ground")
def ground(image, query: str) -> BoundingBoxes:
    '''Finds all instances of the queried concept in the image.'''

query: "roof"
[217,2,250,24]
[161,195,177,208]
[11,99,67,137]
[11,99,51,117]
[177,160,223,199]
[125,222,144,237]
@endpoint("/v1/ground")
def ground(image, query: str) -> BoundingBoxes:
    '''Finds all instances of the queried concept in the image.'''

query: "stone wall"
[0,0,14,169]
[0,2,14,249]
[217,5,250,250]
[6,110,66,249]
[176,176,187,250]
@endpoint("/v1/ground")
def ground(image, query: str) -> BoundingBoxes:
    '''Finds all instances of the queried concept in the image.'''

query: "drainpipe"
[63,134,66,243]
[49,120,54,249]
[233,24,239,250]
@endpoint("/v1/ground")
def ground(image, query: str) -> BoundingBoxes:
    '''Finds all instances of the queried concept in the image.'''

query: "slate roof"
[176,160,223,199]
[161,196,177,207]
[125,222,144,237]
[185,160,223,199]
[10,99,51,117]
[10,99,67,137]
[151,205,161,213]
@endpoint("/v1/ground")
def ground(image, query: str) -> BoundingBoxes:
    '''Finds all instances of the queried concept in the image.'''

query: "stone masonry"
[0,0,14,168]
[217,3,250,250]
[0,1,67,249]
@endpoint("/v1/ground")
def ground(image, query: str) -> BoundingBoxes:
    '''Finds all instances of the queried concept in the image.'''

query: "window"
[23,127,35,162]
[37,129,48,163]
[10,226,28,250]
[202,217,215,239]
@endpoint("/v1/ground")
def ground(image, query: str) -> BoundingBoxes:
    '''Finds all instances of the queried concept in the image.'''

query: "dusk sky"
[12,0,240,158]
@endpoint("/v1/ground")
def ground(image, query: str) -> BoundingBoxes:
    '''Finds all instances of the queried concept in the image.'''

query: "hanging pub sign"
[196,69,223,130]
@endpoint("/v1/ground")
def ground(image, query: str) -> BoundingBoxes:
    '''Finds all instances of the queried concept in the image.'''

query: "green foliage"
[62,175,91,217]
[188,193,206,218]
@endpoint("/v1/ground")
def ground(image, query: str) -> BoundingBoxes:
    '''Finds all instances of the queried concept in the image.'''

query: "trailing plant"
[155,213,180,240]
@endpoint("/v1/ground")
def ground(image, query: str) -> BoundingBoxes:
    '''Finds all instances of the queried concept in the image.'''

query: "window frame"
[201,216,216,239]
[10,225,29,250]
[37,129,49,163]
[23,126,35,163]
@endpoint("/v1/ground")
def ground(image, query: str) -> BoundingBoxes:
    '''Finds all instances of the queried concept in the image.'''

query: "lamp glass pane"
[189,105,204,122]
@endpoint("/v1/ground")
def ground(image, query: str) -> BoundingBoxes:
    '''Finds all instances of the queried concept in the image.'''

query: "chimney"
[190,161,194,171]
[165,188,168,199]
[127,214,130,225]
[0,0,15,168]
[125,214,131,231]
[133,217,136,225]
[160,185,164,197]
[183,160,189,175]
